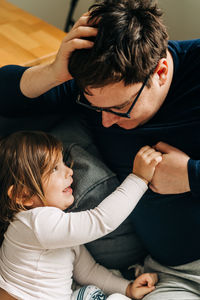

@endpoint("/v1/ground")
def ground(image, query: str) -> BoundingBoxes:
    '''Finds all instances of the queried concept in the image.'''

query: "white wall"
[8,0,200,39]
[158,0,200,40]
[8,0,70,29]
[73,0,93,21]
[8,0,93,30]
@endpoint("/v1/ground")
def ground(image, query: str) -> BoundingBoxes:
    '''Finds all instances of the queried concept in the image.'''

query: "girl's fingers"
[150,273,158,285]
[148,151,162,160]
[137,273,158,287]
[149,153,162,166]
[136,145,151,156]
[136,146,162,161]
[146,273,158,287]
[141,148,156,158]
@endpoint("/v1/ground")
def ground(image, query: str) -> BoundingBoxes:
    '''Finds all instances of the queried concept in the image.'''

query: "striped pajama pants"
[71,285,130,300]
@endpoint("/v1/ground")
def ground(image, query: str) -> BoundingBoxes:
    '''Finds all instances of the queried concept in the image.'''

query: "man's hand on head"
[51,12,98,84]
[149,142,190,194]
[20,12,98,99]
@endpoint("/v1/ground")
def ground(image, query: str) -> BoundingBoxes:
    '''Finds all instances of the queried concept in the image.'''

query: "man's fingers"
[64,38,94,54]
[83,11,90,17]
[66,26,98,42]
[61,26,97,54]
[149,183,162,194]
[153,141,176,154]
[72,14,91,29]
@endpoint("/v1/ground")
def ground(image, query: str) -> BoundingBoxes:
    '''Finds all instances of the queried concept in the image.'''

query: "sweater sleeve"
[73,245,130,295]
[188,158,200,197]
[0,65,76,117]
[33,174,147,249]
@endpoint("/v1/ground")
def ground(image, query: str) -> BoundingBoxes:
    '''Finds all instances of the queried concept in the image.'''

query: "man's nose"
[101,111,120,128]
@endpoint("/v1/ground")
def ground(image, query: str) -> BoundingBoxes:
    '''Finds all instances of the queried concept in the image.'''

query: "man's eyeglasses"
[76,76,149,119]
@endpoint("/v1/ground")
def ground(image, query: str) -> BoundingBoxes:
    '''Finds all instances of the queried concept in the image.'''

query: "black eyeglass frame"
[76,76,149,119]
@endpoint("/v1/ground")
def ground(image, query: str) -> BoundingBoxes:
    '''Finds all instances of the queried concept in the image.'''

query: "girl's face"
[42,153,74,210]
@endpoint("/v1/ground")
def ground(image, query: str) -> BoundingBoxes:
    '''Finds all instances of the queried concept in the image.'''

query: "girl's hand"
[133,146,162,184]
[126,273,158,299]
[50,12,98,84]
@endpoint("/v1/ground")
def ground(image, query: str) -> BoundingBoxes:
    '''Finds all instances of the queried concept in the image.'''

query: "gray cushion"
[64,144,119,211]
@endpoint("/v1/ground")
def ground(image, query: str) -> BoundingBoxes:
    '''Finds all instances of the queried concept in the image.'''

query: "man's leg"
[143,256,200,300]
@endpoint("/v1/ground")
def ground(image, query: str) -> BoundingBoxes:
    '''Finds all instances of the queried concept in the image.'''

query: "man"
[0,0,200,298]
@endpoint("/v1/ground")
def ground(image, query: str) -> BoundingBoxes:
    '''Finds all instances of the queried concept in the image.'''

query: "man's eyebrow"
[104,100,131,110]
[100,92,138,110]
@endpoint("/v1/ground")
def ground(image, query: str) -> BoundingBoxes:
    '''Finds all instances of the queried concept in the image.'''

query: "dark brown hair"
[0,131,62,246]
[69,0,168,91]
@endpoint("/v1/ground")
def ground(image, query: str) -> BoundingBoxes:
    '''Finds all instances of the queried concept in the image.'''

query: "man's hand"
[51,13,98,84]
[149,142,190,194]
[20,13,97,98]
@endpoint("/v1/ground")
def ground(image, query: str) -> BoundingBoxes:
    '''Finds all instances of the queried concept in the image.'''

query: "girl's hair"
[69,0,168,91]
[0,131,63,246]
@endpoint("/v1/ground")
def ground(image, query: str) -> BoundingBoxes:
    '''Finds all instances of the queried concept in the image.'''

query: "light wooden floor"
[0,0,66,67]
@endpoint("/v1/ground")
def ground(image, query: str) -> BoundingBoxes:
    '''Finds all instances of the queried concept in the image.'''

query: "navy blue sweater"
[0,40,200,266]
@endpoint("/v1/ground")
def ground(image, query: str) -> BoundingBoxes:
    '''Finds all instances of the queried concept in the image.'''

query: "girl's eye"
[64,160,74,169]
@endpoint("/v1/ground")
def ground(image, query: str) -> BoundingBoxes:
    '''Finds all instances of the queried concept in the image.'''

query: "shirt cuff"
[188,158,200,197]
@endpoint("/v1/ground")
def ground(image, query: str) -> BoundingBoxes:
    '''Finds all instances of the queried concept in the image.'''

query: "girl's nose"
[65,166,73,177]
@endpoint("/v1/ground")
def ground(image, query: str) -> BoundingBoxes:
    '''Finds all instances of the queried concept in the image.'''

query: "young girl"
[0,131,161,300]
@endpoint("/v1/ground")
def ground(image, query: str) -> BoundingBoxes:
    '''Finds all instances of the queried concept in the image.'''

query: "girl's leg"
[71,285,107,300]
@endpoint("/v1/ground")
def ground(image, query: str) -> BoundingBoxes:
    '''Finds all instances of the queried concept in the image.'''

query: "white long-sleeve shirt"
[0,174,147,300]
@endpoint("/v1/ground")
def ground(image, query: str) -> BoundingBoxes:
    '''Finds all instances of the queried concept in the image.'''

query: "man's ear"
[154,58,168,86]
[7,185,34,207]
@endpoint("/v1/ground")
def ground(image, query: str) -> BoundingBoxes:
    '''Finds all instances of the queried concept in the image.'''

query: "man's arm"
[0,64,73,117]
[149,142,190,194]
[0,13,97,116]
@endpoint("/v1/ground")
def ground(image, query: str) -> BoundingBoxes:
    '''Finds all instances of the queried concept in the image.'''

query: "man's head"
[69,0,171,129]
